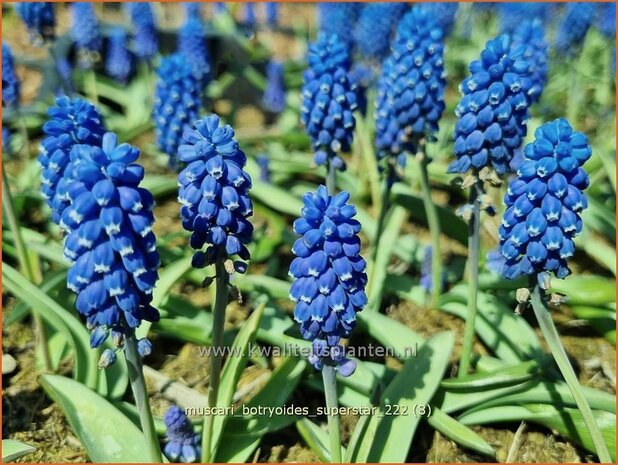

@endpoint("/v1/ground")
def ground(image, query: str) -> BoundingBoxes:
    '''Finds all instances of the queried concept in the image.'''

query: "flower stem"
[322,365,342,463]
[88,68,99,105]
[530,284,612,463]
[417,145,442,308]
[201,259,229,462]
[367,164,393,297]
[326,161,337,195]
[124,330,162,463]
[459,182,481,377]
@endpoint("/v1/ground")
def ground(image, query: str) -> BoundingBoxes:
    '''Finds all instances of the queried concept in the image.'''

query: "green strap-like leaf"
[2,440,36,462]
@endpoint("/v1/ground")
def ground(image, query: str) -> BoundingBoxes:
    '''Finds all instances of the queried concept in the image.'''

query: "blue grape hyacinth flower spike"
[15,2,55,44]
[125,2,159,62]
[61,132,160,363]
[499,118,591,289]
[2,44,21,108]
[105,28,135,85]
[153,53,202,164]
[163,406,200,463]
[265,2,280,28]
[354,3,407,62]
[38,96,106,225]
[177,114,254,273]
[178,16,211,84]
[71,2,102,66]
[510,20,548,105]
[375,7,446,169]
[556,3,595,55]
[262,59,286,115]
[419,2,459,36]
[447,34,532,177]
[317,2,362,48]
[289,186,368,376]
[301,34,357,171]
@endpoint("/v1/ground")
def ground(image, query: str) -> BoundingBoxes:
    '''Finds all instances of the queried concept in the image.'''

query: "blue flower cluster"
[498,2,550,33]
[499,119,591,288]
[596,2,616,38]
[71,3,102,63]
[375,8,445,165]
[353,3,407,62]
[55,56,74,95]
[301,34,357,171]
[317,2,362,47]
[262,60,286,115]
[266,2,280,28]
[125,2,158,62]
[105,28,135,85]
[2,44,20,108]
[153,53,202,163]
[39,97,106,225]
[178,17,211,83]
[243,2,256,28]
[178,115,253,272]
[62,132,160,353]
[556,3,595,54]
[448,35,531,176]
[289,186,367,376]
[510,20,548,105]
[15,2,55,43]
[183,2,202,20]
[163,406,200,463]
[420,2,459,36]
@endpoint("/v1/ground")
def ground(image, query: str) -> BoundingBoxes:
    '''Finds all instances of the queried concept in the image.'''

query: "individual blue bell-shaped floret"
[262,60,286,115]
[289,186,367,376]
[353,3,407,62]
[375,8,446,165]
[498,2,550,33]
[98,349,117,368]
[301,34,357,171]
[556,3,595,54]
[178,17,211,83]
[38,97,106,225]
[510,20,548,104]
[2,44,20,108]
[419,2,459,36]
[153,53,202,164]
[62,132,160,352]
[317,2,362,47]
[447,35,532,176]
[265,2,280,28]
[105,28,135,85]
[71,2,102,65]
[125,2,158,61]
[596,2,616,38]
[485,247,506,274]
[163,406,200,463]
[177,115,254,272]
[15,2,55,43]
[499,119,591,288]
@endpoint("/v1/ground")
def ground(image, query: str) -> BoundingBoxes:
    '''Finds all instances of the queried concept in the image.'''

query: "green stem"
[201,260,229,462]
[368,165,393,295]
[326,161,336,195]
[322,365,342,463]
[124,331,163,463]
[17,110,29,158]
[2,163,52,371]
[530,285,612,463]
[459,182,481,377]
[88,68,99,105]
[417,146,442,308]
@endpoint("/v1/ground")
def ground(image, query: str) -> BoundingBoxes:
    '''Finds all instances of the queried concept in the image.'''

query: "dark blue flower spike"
[556,3,595,55]
[265,2,280,28]
[15,2,55,44]
[38,96,106,225]
[419,2,459,37]
[177,114,253,274]
[105,28,135,85]
[70,3,102,67]
[317,2,362,48]
[153,53,202,165]
[289,186,367,376]
[301,34,357,171]
[500,118,591,290]
[510,20,548,105]
[262,59,286,115]
[2,44,20,108]
[354,3,407,62]
[163,406,200,463]
[125,2,159,62]
[178,16,211,84]
[62,133,160,364]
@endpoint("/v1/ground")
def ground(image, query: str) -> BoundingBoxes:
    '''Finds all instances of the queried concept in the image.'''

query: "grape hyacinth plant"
[125,2,159,63]
[178,16,211,84]
[301,33,357,178]
[447,34,532,376]
[163,406,201,463]
[419,2,459,37]
[70,2,102,66]
[317,2,362,48]
[265,2,280,28]
[499,118,612,463]
[15,2,55,44]
[2,44,20,108]
[105,28,135,85]
[353,3,407,63]
[177,114,253,462]
[262,59,286,116]
[374,7,446,306]
[556,2,595,55]
[290,185,367,462]
[153,53,202,165]
[510,20,548,105]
